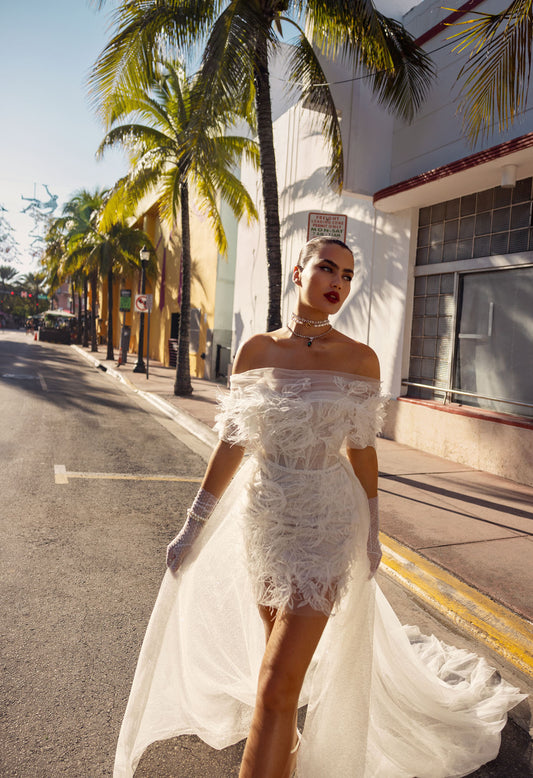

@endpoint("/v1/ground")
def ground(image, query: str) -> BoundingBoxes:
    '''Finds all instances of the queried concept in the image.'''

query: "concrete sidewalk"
[72,345,533,692]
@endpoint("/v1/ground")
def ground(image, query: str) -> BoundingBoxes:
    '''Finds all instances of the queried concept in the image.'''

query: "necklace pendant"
[307,339,313,347]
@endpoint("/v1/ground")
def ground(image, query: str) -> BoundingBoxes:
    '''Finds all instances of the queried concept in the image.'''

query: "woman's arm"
[200,439,245,498]
[346,445,378,499]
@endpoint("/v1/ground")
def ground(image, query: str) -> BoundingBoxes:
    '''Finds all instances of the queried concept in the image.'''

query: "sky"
[0,0,418,277]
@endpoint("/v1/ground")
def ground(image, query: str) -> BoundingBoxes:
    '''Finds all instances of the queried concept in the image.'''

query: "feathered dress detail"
[114,368,525,778]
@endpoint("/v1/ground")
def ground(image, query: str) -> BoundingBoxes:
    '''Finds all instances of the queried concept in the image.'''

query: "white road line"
[54,465,201,485]
[37,372,48,391]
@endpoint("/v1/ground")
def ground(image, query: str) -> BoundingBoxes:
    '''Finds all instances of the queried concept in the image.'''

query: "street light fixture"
[133,245,150,373]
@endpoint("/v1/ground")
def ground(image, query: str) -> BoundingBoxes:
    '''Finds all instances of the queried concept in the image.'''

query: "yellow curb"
[380,533,533,679]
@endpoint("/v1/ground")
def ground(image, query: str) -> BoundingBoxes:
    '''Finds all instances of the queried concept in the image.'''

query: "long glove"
[166,488,218,573]
[367,495,381,579]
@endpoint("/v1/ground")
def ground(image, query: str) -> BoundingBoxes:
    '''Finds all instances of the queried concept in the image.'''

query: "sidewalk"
[72,344,533,691]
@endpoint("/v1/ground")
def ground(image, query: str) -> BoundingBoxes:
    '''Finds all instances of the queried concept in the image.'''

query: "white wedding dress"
[114,368,525,778]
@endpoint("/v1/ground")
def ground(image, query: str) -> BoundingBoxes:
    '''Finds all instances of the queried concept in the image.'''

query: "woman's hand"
[166,514,205,573]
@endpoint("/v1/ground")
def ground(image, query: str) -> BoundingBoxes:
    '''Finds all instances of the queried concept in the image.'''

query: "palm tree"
[96,58,259,395]
[0,265,19,289]
[448,0,533,144]
[89,1,434,331]
[43,189,107,352]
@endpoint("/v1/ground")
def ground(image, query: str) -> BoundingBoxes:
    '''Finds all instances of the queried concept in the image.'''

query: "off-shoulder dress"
[114,368,524,778]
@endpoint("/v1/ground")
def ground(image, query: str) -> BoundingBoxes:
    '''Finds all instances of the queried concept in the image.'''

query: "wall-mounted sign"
[307,212,347,242]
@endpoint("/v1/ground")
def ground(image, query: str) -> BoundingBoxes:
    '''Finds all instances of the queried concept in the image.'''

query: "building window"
[416,177,533,266]
[454,266,533,417]
[407,177,533,419]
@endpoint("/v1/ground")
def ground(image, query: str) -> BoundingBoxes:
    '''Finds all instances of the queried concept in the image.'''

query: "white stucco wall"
[232,104,413,398]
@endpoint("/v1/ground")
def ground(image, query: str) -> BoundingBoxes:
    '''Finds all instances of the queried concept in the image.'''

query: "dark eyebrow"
[321,258,354,276]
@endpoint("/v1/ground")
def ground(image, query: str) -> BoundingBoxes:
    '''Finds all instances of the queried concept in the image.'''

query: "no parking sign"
[134,294,153,312]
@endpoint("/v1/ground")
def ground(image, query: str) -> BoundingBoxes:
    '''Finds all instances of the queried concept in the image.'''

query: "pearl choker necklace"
[291,313,330,327]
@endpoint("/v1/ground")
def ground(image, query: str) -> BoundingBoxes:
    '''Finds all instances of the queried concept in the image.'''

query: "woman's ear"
[293,265,302,286]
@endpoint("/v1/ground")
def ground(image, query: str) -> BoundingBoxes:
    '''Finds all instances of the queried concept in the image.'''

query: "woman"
[115,237,523,778]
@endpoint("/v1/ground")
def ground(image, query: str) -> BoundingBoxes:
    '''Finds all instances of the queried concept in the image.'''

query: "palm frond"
[449,0,533,143]
[286,31,344,189]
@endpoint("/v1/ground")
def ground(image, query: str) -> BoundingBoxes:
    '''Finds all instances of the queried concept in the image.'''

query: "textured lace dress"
[114,368,524,778]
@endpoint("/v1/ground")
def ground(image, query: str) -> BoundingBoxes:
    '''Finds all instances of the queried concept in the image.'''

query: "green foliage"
[448,0,533,143]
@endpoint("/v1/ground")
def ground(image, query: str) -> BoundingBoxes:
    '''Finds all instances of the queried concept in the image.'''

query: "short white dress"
[114,368,525,778]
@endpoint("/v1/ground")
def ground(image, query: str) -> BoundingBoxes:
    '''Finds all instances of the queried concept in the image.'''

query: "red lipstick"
[325,292,339,303]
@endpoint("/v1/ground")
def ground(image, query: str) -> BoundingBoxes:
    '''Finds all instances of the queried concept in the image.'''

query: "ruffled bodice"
[215,368,387,470]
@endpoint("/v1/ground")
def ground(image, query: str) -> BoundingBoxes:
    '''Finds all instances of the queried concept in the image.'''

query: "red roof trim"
[414,0,486,48]
[373,131,533,205]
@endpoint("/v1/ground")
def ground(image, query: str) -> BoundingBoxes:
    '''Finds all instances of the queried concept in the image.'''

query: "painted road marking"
[381,533,533,679]
[54,465,201,485]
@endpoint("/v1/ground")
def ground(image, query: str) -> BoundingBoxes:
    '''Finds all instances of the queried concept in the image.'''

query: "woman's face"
[294,244,354,315]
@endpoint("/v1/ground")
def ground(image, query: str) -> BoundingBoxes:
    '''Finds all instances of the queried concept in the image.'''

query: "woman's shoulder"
[232,332,281,374]
[332,333,380,381]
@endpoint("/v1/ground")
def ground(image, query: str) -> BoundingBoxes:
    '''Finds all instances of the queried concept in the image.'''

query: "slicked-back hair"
[297,236,353,269]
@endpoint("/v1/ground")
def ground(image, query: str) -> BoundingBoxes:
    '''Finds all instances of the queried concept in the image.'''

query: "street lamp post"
[133,246,150,373]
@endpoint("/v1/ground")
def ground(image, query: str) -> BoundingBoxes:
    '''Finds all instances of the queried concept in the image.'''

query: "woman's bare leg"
[239,605,329,778]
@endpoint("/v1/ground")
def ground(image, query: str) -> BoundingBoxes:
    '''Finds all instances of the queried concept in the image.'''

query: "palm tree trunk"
[90,271,98,352]
[254,34,282,332]
[83,277,89,347]
[106,267,114,361]
[174,181,193,396]
[77,292,82,344]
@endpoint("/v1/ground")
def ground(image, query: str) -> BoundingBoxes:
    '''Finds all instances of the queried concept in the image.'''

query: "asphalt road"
[0,331,531,777]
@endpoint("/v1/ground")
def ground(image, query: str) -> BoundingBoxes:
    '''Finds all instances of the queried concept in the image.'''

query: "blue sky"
[0,0,417,276]
[0,0,127,274]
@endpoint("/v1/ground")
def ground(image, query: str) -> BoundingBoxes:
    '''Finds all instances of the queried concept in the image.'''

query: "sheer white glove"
[367,495,381,579]
[166,489,218,573]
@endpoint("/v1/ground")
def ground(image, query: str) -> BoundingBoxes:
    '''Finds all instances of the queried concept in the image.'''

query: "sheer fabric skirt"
[113,458,524,778]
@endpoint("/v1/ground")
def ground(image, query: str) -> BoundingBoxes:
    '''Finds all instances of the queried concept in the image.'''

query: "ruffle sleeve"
[344,391,389,450]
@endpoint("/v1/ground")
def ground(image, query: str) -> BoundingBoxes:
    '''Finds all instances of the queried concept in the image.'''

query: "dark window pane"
[424,317,438,336]
[412,318,424,336]
[476,188,493,212]
[421,358,435,378]
[445,199,460,219]
[529,228,533,250]
[442,241,457,262]
[431,203,445,222]
[425,296,439,315]
[510,202,531,229]
[509,229,529,253]
[490,232,509,254]
[459,216,475,239]
[423,338,436,357]
[416,247,429,265]
[440,274,454,294]
[419,206,431,226]
[430,223,444,243]
[475,211,491,235]
[512,177,532,203]
[411,337,423,356]
[417,225,430,247]
[457,239,473,260]
[414,276,426,295]
[410,357,422,377]
[493,186,512,208]
[460,194,476,215]
[473,235,491,257]
[492,207,510,232]
[413,297,425,316]
[426,275,440,294]
[428,243,443,263]
[444,220,459,242]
